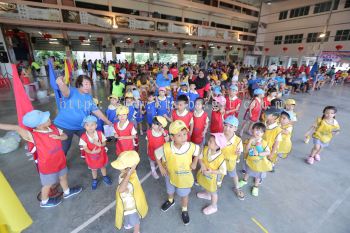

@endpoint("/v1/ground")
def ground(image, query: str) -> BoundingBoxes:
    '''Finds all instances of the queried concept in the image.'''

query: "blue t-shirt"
[54,87,98,130]
[189,91,199,111]
[157,97,169,116]
[156,73,173,88]
[146,101,157,124]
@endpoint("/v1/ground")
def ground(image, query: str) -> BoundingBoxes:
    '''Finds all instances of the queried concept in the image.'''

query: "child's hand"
[200,164,207,173]
[93,139,102,146]
[114,133,119,139]
[56,76,64,86]
[190,162,197,170]
[159,166,168,176]
[91,148,101,154]
[203,169,212,175]
[49,134,61,140]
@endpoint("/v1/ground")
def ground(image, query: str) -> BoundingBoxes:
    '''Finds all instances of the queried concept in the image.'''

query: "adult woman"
[54,75,112,155]
[194,69,210,100]
[112,75,125,98]
[156,65,173,88]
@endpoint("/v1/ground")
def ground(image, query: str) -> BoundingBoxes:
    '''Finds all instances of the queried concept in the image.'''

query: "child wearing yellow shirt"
[277,111,293,159]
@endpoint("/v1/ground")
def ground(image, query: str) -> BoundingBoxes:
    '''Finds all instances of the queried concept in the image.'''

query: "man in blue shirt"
[156,65,173,88]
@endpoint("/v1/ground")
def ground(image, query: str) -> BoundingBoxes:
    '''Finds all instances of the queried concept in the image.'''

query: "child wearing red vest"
[225,85,241,118]
[0,110,82,208]
[114,105,137,156]
[171,94,193,139]
[79,115,112,190]
[146,116,169,179]
[210,95,226,133]
[191,98,209,147]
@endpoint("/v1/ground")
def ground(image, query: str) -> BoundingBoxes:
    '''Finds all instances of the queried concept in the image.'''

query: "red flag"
[11,64,34,128]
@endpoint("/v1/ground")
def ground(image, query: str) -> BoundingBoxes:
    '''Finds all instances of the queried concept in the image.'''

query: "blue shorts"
[227,168,238,178]
[124,212,140,228]
[165,176,191,197]
[39,167,68,186]
[313,137,329,148]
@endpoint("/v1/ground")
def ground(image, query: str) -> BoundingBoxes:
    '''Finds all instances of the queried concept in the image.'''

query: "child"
[146,92,157,128]
[155,120,200,225]
[114,105,137,156]
[196,133,227,215]
[112,151,148,233]
[284,98,297,124]
[262,107,282,169]
[305,106,340,165]
[171,94,194,140]
[106,94,120,124]
[188,83,199,111]
[177,82,189,100]
[210,95,226,133]
[224,85,241,118]
[239,122,271,197]
[240,88,264,137]
[0,110,82,207]
[262,87,277,110]
[134,89,146,136]
[220,116,244,200]
[166,87,175,112]
[146,116,169,179]
[277,111,293,159]
[125,92,137,126]
[191,98,209,148]
[157,87,171,122]
[79,116,112,190]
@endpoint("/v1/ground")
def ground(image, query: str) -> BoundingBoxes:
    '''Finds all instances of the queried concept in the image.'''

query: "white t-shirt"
[79,131,107,147]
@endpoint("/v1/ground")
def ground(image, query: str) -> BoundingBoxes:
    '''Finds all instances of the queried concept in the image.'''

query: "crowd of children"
[0,61,343,233]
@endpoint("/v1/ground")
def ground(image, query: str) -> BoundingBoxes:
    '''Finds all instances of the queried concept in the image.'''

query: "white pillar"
[260,55,266,66]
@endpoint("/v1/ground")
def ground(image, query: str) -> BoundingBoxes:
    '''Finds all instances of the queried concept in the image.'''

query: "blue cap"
[81,115,97,127]
[23,110,50,128]
[132,90,140,99]
[224,115,239,127]
[180,82,187,86]
[230,85,238,91]
[254,88,264,95]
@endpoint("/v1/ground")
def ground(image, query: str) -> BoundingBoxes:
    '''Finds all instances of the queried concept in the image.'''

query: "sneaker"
[64,186,83,199]
[315,154,321,161]
[161,200,175,212]
[233,188,245,201]
[307,156,314,165]
[102,176,112,185]
[203,205,218,215]
[91,179,98,190]
[124,224,132,230]
[196,192,211,200]
[252,187,259,197]
[40,197,62,208]
[194,181,200,186]
[151,171,159,179]
[238,180,248,188]
[181,211,190,225]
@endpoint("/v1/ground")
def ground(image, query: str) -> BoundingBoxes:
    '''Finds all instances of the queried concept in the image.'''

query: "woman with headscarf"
[194,69,210,100]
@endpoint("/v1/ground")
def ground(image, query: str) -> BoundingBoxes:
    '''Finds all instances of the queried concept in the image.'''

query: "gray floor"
[1,82,350,233]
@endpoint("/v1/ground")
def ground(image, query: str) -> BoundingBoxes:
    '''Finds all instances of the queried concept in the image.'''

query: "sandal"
[203,205,217,215]
[233,188,245,200]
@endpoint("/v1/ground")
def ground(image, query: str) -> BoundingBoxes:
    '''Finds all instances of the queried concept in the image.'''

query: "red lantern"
[5,30,15,37]
[97,37,103,43]
[217,45,221,49]
[282,47,288,52]
[264,48,269,52]
[192,44,196,48]
[79,36,85,42]
[242,48,247,52]
[43,33,52,39]
[163,41,168,47]
[335,44,343,51]
[237,47,241,51]
[173,42,178,47]
[201,45,206,49]
[139,39,144,45]
[298,46,304,52]
[126,39,132,44]
[17,31,26,39]
[226,46,230,50]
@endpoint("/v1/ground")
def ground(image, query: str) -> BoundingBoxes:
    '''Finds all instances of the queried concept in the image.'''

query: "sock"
[168,198,174,203]
[41,198,49,204]
[64,188,70,195]
[182,206,188,212]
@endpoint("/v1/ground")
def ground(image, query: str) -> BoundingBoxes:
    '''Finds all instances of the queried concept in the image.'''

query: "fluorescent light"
[266,1,272,5]
[159,40,164,43]
[210,46,215,49]
[199,46,203,49]
[127,38,130,40]
[49,38,57,41]
[49,41,59,44]
[38,31,42,35]
[319,33,326,38]
[113,24,118,29]
[81,43,90,46]
[209,43,213,46]
[237,38,241,41]
[120,40,123,43]
[230,45,233,48]
[185,42,191,45]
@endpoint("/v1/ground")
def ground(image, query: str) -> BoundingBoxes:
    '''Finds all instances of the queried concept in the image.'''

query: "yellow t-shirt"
[313,117,340,143]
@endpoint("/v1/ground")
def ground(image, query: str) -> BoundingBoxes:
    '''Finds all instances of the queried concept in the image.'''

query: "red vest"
[246,98,261,122]
[114,121,135,156]
[172,110,193,140]
[262,96,271,110]
[225,96,242,118]
[147,129,167,161]
[80,131,108,169]
[210,111,224,133]
[191,112,208,144]
[31,125,66,174]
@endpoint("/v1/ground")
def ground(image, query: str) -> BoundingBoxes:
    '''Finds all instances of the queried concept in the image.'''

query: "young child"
[224,85,241,118]
[177,82,189,100]
[220,116,244,200]
[240,88,264,137]
[112,151,148,233]
[277,111,293,159]
[305,106,340,165]
[155,120,200,225]
[191,98,209,148]
[239,122,271,197]
[125,92,137,126]
[0,110,82,207]
[210,95,226,133]
[262,87,277,110]
[141,91,152,123]
[157,87,171,122]
[79,116,112,190]
[146,116,169,179]
[188,83,199,111]
[171,94,194,140]
[166,87,175,113]
[106,94,120,124]
[114,105,137,156]
[284,98,297,124]
[196,133,227,215]
[263,107,282,168]
[134,89,146,136]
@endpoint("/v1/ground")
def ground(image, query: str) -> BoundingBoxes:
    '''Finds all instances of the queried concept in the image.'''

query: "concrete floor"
[0,82,350,233]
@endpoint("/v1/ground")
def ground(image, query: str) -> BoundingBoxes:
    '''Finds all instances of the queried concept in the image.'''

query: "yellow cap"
[125,92,134,98]
[116,105,129,115]
[285,99,296,105]
[155,116,167,128]
[108,94,119,100]
[111,150,140,170]
[169,120,188,135]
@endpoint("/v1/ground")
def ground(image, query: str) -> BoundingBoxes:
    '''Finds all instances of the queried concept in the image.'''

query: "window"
[185,18,202,25]
[232,26,248,32]
[284,34,303,44]
[290,6,310,18]
[314,0,339,14]
[306,32,330,42]
[211,22,231,29]
[279,10,288,20]
[274,35,283,45]
[112,7,138,15]
[161,14,182,22]
[75,1,109,11]
[334,30,350,41]
[345,0,350,8]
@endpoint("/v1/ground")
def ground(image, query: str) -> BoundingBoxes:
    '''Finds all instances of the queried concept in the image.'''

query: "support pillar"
[131,49,135,63]
[149,47,154,63]
[260,55,266,67]
[178,47,184,65]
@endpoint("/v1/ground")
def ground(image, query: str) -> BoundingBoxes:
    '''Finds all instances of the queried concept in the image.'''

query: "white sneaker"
[151,171,159,179]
